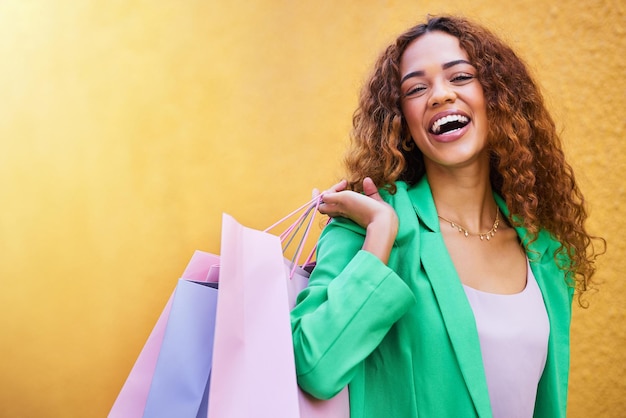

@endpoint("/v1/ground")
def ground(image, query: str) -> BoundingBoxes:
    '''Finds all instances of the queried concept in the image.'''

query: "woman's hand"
[314,178,398,264]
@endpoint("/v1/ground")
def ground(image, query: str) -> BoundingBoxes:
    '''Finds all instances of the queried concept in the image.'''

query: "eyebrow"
[400,59,473,84]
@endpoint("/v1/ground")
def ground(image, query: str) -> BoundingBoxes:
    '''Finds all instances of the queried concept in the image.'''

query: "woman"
[290,15,603,418]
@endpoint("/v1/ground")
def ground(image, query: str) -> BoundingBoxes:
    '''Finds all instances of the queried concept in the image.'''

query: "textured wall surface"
[0,1,623,417]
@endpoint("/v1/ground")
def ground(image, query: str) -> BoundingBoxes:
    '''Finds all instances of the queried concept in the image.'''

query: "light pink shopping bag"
[207,213,349,418]
[108,251,219,418]
[208,214,300,417]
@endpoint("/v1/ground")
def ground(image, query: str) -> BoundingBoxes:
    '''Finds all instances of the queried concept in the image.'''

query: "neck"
[425,163,497,233]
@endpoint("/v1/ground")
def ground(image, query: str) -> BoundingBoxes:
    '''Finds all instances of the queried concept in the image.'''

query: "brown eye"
[405,85,426,97]
[451,74,474,83]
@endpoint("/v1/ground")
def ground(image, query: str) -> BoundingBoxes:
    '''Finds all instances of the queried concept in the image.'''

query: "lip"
[427,109,472,143]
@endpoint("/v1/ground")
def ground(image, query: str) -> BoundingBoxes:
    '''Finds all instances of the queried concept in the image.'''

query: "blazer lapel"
[504,205,573,416]
[496,194,572,338]
[409,179,492,417]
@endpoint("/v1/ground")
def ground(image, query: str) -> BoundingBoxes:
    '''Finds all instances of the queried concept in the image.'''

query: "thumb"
[362,177,382,201]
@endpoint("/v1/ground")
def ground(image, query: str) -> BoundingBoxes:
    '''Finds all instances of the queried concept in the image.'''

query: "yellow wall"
[0,1,623,417]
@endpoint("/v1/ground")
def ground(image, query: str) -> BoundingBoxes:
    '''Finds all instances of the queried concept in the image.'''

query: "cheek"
[471,86,488,118]
[401,102,426,133]
[475,103,489,134]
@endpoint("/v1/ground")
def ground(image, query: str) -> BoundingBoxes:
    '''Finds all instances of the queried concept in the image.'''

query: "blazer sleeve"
[291,216,416,400]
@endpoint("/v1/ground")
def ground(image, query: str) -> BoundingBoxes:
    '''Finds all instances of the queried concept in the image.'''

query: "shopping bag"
[207,211,349,418]
[142,279,218,418]
[109,251,219,418]
[208,213,298,417]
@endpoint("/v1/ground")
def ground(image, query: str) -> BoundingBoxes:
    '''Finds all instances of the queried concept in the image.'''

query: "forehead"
[400,31,469,73]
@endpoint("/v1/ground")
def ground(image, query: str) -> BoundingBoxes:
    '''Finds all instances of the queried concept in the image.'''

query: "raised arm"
[292,179,414,399]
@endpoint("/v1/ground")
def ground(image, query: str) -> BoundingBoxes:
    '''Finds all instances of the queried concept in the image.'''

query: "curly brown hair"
[345,15,604,302]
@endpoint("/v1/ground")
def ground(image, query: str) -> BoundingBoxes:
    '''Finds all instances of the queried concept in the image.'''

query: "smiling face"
[399,31,489,174]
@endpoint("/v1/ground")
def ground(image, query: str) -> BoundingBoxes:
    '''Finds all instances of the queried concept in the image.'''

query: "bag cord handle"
[264,195,324,278]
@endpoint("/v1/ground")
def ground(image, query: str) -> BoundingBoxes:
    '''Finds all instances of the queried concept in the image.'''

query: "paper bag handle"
[264,195,324,277]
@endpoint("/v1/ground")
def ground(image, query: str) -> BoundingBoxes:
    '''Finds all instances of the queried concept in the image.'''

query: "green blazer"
[291,177,574,418]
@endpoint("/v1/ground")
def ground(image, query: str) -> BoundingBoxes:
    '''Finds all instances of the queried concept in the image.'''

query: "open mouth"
[430,114,470,135]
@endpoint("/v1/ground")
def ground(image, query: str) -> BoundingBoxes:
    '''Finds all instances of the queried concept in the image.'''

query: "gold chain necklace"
[437,207,500,241]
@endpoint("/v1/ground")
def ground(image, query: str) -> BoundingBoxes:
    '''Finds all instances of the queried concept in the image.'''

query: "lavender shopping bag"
[207,213,349,418]
[109,251,219,418]
[142,279,218,418]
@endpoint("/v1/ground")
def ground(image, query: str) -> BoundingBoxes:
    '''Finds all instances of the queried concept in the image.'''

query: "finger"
[316,201,340,217]
[318,179,347,206]
[327,179,348,193]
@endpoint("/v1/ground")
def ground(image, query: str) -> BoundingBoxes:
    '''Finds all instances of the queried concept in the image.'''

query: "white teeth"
[431,114,469,134]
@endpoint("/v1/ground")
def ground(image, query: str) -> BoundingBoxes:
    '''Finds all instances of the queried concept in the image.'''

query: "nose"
[428,80,456,107]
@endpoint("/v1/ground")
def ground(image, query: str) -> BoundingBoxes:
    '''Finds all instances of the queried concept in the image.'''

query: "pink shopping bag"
[207,213,349,418]
[108,251,219,418]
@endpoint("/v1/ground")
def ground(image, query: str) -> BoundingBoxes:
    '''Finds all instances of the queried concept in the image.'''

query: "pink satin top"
[463,259,550,418]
